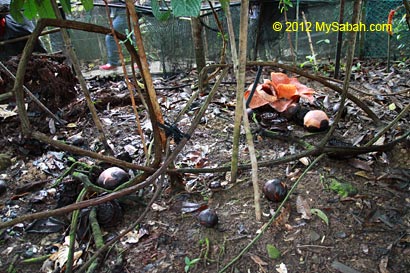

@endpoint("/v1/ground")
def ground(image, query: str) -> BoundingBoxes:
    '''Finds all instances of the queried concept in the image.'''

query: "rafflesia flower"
[244,72,315,112]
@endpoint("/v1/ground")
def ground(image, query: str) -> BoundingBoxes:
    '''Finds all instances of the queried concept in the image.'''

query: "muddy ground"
[0,59,409,273]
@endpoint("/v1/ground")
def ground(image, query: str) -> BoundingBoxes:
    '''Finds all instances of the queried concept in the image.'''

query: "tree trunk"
[191,17,206,74]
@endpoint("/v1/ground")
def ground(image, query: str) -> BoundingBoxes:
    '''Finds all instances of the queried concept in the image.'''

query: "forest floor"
[0,58,409,273]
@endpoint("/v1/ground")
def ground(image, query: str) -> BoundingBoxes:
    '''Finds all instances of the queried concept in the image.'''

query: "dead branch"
[0,68,229,230]
[0,61,66,125]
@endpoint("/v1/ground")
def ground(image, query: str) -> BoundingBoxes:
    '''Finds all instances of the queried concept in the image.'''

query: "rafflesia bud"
[303,110,329,132]
[97,167,129,190]
[198,209,218,228]
[263,179,288,202]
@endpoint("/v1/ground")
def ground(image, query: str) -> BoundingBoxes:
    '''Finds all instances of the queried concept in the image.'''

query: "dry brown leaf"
[348,158,373,171]
[379,244,392,273]
[249,253,268,267]
[274,204,291,229]
[296,196,311,220]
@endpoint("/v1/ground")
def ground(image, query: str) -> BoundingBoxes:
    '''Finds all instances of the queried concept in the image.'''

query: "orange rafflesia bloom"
[244,72,315,112]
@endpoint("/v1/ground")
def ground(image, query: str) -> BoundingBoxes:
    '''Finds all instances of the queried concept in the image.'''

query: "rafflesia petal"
[245,72,315,111]
[245,82,277,109]
[275,83,298,100]
[271,72,315,103]
[270,72,291,86]
[289,78,315,103]
[269,98,298,112]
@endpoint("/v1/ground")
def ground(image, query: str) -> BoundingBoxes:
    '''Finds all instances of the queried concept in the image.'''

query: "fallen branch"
[219,154,325,272]
[0,67,229,230]
[0,61,66,125]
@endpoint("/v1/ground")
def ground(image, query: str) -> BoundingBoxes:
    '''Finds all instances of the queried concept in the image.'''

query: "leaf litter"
[0,60,409,272]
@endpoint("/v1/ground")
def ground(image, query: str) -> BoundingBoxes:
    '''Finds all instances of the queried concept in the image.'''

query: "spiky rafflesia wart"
[263,179,288,202]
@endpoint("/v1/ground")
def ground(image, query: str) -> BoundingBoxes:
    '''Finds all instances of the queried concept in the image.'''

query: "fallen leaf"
[354,170,375,180]
[121,227,149,244]
[296,196,311,220]
[379,244,392,273]
[276,263,288,273]
[266,244,281,259]
[274,204,291,229]
[249,253,268,266]
[151,203,168,211]
[0,104,18,119]
[329,178,358,197]
[348,158,373,171]
[311,208,329,225]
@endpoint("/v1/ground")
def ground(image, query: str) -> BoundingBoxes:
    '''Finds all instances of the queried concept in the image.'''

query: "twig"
[224,3,260,220]
[0,61,66,125]
[219,154,325,272]
[126,0,166,164]
[0,28,60,46]
[102,0,148,157]
[283,10,296,64]
[242,98,261,221]
[170,132,408,174]
[231,0,249,183]
[301,11,317,69]
[297,244,334,249]
[0,68,228,230]
[86,208,104,273]
[50,0,113,155]
[318,0,362,148]
[66,187,88,273]
[365,104,409,146]
[320,75,410,97]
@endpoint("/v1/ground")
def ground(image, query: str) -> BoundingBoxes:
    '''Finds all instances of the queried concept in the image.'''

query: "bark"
[191,17,206,74]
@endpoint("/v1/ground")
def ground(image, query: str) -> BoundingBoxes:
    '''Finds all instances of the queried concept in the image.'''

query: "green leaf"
[388,103,396,111]
[10,0,25,22]
[184,265,190,273]
[60,0,72,14]
[184,256,190,265]
[34,0,56,19]
[266,244,281,259]
[311,208,329,225]
[80,0,94,11]
[151,0,171,21]
[329,178,358,197]
[171,0,201,17]
[23,0,38,20]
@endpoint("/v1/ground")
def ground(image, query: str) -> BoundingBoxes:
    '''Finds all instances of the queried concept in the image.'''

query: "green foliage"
[311,208,329,225]
[279,0,293,12]
[266,244,281,259]
[184,256,200,273]
[171,0,201,17]
[329,178,358,197]
[393,13,409,51]
[9,0,94,22]
[316,39,330,45]
[151,0,171,21]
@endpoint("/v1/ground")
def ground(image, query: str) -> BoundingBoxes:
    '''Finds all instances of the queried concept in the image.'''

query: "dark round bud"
[263,179,288,202]
[97,167,129,190]
[198,209,218,228]
[96,200,123,227]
